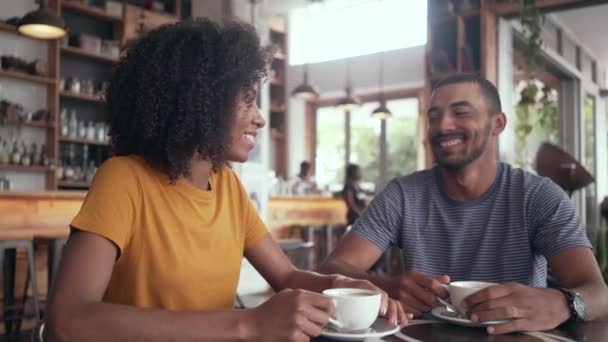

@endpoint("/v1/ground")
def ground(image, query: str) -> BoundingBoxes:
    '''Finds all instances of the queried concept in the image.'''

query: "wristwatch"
[557,288,586,322]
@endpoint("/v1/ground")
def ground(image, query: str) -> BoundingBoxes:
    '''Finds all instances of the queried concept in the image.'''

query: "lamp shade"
[371,99,392,120]
[292,82,319,100]
[291,65,319,100]
[18,6,66,40]
[337,86,360,111]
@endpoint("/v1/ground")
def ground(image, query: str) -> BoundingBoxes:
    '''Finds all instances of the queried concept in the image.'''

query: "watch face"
[573,295,586,320]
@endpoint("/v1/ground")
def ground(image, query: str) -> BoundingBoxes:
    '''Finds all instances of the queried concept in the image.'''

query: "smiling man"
[321,73,608,334]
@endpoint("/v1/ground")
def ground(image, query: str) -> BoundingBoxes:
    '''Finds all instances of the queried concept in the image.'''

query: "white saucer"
[431,306,510,328]
[320,318,400,341]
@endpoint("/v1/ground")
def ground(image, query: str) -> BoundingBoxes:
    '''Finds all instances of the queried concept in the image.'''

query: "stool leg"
[15,264,31,334]
[3,248,16,336]
[26,243,41,321]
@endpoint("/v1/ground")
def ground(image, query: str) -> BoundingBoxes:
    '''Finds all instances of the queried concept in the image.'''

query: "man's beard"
[432,121,492,172]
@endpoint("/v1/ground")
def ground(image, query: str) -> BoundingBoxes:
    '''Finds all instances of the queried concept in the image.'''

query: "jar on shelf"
[69,77,81,94]
[83,79,95,95]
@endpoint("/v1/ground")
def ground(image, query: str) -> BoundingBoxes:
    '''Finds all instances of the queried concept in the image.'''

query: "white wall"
[0,0,51,191]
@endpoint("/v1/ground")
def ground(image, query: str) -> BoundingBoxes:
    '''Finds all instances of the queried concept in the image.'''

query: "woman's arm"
[245,235,408,326]
[46,230,254,341]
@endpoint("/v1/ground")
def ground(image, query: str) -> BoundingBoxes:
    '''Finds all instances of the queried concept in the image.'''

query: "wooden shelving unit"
[0,22,18,33]
[0,164,53,173]
[0,70,56,85]
[0,0,182,191]
[60,45,119,63]
[269,15,288,178]
[59,136,109,146]
[1,120,54,129]
[57,180,90,188]
[60,91,105,104]
[61,1,124,22]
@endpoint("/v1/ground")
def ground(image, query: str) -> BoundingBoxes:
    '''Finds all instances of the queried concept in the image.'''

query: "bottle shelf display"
[0,0,181,191]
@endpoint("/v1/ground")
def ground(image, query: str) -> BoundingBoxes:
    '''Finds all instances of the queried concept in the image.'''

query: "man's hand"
[386,271,450,316]
[331,276,410,326]
[464,282,571,334]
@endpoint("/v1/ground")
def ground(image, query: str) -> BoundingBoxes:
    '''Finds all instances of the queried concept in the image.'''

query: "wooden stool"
[34,227,70,291]
[0,229,41,337]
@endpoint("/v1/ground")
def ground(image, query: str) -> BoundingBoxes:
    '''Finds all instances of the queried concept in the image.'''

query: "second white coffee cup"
[322,288,382,332]
[443,281,497,315]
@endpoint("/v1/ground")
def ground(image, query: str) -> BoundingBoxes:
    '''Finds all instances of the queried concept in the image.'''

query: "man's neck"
[440,158,499,202]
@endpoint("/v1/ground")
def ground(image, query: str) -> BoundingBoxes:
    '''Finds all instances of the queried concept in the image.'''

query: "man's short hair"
[432,73,502,115]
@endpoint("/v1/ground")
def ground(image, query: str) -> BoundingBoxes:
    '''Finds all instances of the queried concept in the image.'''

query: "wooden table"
[0,191,85,235]
[314,320,608,341]
[267,196,347,232]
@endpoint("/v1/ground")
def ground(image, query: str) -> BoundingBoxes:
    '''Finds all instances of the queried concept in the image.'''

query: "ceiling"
[553,4,608,67]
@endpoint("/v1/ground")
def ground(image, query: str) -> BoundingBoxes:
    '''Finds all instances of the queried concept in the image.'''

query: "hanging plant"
[537,86,558,143]
[513,0,544,167]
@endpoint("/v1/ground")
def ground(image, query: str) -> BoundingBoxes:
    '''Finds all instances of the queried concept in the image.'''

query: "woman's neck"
[184,158,213,190]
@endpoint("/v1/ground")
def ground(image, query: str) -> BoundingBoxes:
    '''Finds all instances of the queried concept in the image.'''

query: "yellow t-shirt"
[71,155,268,310]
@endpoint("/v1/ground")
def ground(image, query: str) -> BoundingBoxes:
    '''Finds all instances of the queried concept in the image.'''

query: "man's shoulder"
[390,167,436,187]
[500,163,555,193]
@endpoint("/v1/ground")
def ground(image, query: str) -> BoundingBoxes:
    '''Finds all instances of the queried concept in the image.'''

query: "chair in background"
[0,229,41,337]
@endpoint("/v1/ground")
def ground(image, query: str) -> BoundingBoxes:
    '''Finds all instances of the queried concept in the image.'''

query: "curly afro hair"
[106,18,271,181]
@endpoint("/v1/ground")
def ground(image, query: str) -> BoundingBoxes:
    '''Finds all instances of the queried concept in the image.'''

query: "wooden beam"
[490,0,596,16]
[315,88,422,108]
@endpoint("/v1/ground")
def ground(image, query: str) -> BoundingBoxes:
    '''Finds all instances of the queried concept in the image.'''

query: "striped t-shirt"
[352,163,591,287]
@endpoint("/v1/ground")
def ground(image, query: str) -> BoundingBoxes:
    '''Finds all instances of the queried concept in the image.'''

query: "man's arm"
[320,233,393,289]
[245,234,408,325]
[548,246,608,321]
[321,232,449,316]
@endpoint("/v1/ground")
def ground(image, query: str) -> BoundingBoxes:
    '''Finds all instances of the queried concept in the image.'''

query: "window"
[315,95,419,193]
[289,0,427,65]
[386,98,419,179]
[583,95,596,178]
[316,107,346,190]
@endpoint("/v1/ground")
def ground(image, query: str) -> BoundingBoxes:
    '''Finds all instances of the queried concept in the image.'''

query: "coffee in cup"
[322,288,382,332]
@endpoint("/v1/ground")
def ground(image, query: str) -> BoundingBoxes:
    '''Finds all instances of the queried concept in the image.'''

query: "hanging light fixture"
[291,63,319,100]
[371,52,391,119]
[337,58,360,111]
[18,0,67,40]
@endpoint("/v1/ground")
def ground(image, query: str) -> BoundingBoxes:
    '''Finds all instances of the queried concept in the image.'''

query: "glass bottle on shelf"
[60,108,69,136]
[40,144,49,166]
[86,160,96,182]
[86,121,96,141]
[10,141,21,165]
[0,138,6,164]
[78,119,87,139]
[68,110,78,138]
[20,142,31,166]
[31,142,40,166]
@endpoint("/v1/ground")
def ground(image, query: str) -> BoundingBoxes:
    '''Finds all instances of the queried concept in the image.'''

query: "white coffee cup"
[322,288,382,332]
[443,281,497,315]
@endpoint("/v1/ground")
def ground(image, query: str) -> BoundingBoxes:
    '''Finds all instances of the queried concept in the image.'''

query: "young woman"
[45,19,406,341]
[342,164,367,225]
